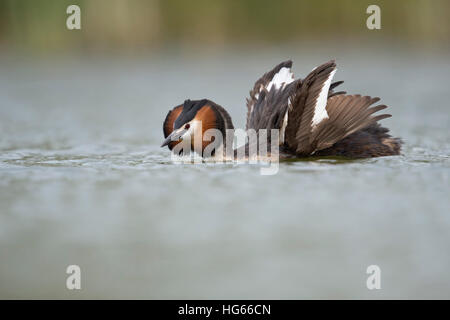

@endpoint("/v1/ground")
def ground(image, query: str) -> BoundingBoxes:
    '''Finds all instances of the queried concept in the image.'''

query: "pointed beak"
[160,135,172,148]
[161,128,186,147]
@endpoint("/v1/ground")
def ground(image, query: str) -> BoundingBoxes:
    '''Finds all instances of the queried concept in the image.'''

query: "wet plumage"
[162,60,402,159]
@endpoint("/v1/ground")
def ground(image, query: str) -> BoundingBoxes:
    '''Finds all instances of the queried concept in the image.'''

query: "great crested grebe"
[161,60,402,159]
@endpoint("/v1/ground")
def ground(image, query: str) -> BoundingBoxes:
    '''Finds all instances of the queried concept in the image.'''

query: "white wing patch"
[251,67,294,116]
[279,97,294,144]
[266,67,295,92]
[279,107,289,144]
[311,68,336,127]
[266,68,294,144]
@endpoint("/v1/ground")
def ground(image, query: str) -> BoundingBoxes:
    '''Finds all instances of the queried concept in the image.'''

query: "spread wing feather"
[284,60,391,155]
[246,60,295,131]
[246,60,347,148]
[285,60,337,152]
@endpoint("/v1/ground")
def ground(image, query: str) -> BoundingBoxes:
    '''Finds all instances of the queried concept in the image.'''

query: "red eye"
[184,124,190,129]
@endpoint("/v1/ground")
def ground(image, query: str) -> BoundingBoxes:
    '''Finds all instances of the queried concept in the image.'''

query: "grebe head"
[161,99,234,156]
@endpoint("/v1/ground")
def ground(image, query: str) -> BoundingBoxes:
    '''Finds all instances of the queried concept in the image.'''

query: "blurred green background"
[1,0,449,55]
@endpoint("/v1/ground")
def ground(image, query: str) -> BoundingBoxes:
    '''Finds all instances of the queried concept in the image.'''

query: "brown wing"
[245,60,345,146]
[163,104,183,150]
[285,60,338,153]
[309,95,391,152]
[284,60,390,156]
[246,60,294,130]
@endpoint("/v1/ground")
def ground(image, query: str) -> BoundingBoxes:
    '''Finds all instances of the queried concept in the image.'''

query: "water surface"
[1,48,449,298]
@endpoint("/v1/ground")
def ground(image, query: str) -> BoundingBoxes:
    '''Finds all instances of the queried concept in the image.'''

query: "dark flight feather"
[284,60,337,153]
[246,60,294,131]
